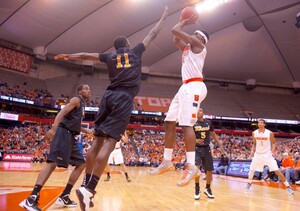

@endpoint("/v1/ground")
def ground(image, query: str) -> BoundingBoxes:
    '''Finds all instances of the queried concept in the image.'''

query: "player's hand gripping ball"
[180,6,199,25]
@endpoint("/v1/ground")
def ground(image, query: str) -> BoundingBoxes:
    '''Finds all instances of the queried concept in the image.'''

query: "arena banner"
[18,115,54,124]
[213,160,219,170]
[0,95,34,105]
[226,160,251,178]
[134,96,172,112]
[3,153,33,162]
[0,112,19,121]
[0,46,32,73]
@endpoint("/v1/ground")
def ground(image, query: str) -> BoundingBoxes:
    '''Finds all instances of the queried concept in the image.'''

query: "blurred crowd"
[0,82,54,106]
[0,124,299,183]
[0,123,51,163]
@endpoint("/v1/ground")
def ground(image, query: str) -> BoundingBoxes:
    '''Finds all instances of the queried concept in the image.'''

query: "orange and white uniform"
[250,129,278,172]
[107,141,124,164]
[165,44,207,126]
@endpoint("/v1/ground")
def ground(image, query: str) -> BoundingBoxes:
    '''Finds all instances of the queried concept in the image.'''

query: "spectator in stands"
[149,13,210,189]
[279,152,295,183]
[55,7,168,210]
[294,152,300,184]
[19,84,91,211]
[244,119,294,195]
[0,82,54,106]
[172,154,183,169]
[215,154,230,175]
[260,165,270,181]
[0,124,50,158]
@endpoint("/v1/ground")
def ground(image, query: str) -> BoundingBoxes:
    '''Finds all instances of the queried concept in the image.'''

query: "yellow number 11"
[116,53,131,69]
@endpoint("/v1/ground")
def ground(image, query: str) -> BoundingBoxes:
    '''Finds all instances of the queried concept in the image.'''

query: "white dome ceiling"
[0,0,299,87]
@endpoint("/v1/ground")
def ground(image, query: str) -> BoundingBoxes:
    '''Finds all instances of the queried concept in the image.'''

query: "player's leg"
[274,170,294,195]
[83,94,109,187]
[56,163,85,207]
[194,151,201,200]
[194,147,202,200]
[265,154,294,195]
[104,150,114,182]
[77,137,117,211]
[120,163,131,182]
[149,93,179,175]
[88,91,131,183]
[113,149,131,182]
[20,128,71,211]
[34,162,57,187]
[194,177,201,200]
[19,162,57,211]
[176,83,206,187]
[202,146,214,198]
[104,163,111,181]
[56,141,86,208]
[82,137,117,192]
[245,155,262,191]
[269,160,294,196]
[81,136,105,187]
[77,91,133,210]
[176,126,200,187]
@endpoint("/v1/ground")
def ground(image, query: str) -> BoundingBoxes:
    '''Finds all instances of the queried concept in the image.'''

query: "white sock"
[164,148,173,161]
[283,181,290,187]
[248,170,255,183]
[186,151,195,165]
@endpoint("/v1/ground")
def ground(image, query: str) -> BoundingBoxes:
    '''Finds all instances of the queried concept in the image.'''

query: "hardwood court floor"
[0,162,299,211]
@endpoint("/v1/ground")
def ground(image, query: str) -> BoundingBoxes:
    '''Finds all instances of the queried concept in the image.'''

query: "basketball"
[180,6,199,24]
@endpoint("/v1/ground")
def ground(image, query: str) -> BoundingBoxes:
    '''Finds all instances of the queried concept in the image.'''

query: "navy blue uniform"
[59,96,85,135]
[47,96,85,168]
[94,43,145,140]
[193,119,214,171]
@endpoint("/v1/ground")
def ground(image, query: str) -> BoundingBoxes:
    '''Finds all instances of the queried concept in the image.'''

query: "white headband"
[194,30,208,44]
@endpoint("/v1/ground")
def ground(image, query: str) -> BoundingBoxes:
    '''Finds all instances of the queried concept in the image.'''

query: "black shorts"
[47,127,85,168]
[94,89,133,141]
[195,145,214,171]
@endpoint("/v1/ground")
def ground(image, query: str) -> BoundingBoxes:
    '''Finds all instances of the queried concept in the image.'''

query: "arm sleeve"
[133,43,145,57]
[99,52,109,63]
[209,121,215,131]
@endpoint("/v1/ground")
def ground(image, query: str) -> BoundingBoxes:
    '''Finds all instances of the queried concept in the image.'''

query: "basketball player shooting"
[150,6,209,187]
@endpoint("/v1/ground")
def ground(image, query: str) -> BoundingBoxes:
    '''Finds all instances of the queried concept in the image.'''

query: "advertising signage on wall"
[0,112,19,121]
[226,160,251,178]
[3,153,33,162]
[0,95,34,105]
